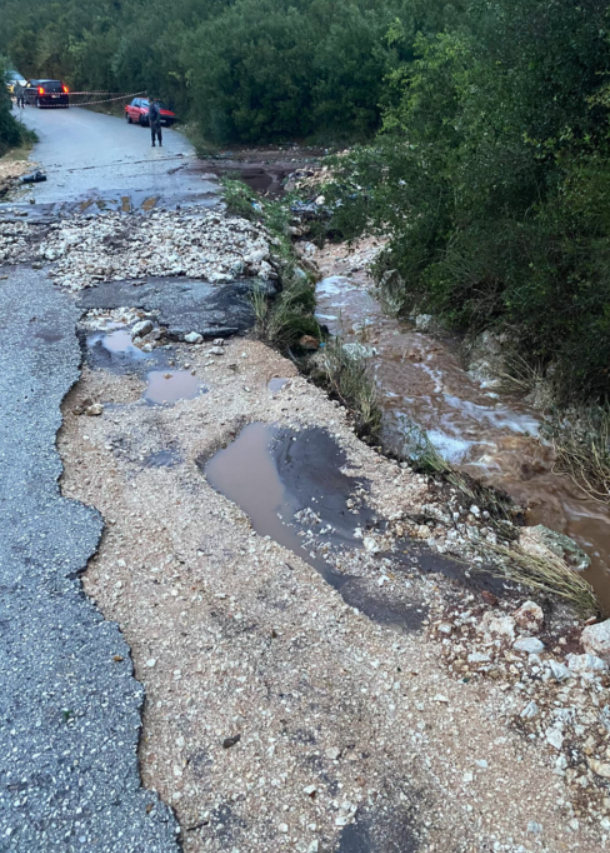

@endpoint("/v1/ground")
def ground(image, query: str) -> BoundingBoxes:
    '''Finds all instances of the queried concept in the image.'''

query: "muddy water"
[316,273,610,608]
[87,329,148,359]
[203,423,431,629]
[145,370,204,404]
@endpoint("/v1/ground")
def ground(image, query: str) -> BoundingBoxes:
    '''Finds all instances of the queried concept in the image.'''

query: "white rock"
[513,600,544,633]
[581,619,610,662]
[548,660,570,682]
[527,821,542,835]
[209,346,225,356]
[185,332,203,344]
[363,537,379,554]
[478,612,516,640]
[325,747,341,760]
[85,403,104,417]
[467,652,491,663]
[303,785,317,797]
[587,758,610,779]
[432,694,449,703]
[278,823,289,833]
[567,653,608,673]
[520,701,539,719]
[437,623,453,635]
[307,843,319,853]
[545,728,564,750]
[513,637,545,654]
[131,319,153,338]
[146,659,156,668]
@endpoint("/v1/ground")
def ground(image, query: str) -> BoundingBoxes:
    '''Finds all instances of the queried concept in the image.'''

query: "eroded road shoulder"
[0,267,179,851]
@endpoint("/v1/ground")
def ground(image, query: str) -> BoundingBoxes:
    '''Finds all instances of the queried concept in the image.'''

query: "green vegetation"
[0,57,32,156]
[0,0,457,144]
[326,0,610,407]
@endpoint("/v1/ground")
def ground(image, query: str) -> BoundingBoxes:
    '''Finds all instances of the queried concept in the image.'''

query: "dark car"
[23,79,70,108]
[125,98,176,127]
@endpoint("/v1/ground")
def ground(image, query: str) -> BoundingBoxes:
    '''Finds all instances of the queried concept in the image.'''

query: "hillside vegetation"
[1,0,609,405]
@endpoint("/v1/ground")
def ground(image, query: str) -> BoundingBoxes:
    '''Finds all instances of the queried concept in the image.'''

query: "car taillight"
[38,87,45,95]
[62,85,69,94]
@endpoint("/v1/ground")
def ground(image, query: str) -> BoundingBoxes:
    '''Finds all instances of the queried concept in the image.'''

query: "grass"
[550,405,610,505]
[480,542,599,616]
[316,336,382,439]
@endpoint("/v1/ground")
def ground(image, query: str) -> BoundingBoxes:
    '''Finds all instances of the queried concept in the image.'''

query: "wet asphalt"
[0,108,191,851]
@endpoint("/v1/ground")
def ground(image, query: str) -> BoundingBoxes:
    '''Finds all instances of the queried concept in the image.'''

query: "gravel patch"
[57,336,608,853]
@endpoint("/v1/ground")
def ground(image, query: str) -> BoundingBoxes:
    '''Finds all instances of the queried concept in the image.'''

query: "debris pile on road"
[0,207,277,290]
[430,593,610,827]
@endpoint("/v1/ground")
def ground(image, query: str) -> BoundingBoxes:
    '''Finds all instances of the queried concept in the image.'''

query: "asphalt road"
[0,107,198,851]
[16,104,219,209]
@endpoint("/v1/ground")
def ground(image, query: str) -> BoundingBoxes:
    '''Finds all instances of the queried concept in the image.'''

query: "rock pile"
[432,595,610,827]
[1,207,277,290]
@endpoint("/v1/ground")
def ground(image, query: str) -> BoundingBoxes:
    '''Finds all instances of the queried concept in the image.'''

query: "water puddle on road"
[145,370,204,405]
[203,423,431,630]
[316,273,610,608]
[87,329,148,359]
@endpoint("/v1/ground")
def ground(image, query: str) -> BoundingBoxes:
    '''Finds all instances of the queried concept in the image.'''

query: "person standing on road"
[15,83,25,109]
[149,98,162,148]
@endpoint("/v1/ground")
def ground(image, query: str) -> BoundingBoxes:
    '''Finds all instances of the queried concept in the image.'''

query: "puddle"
[203,423,430,630]
[89,329,147,356]
[315,273,610,609]
[145,370,205,404]
[268,377,289,393]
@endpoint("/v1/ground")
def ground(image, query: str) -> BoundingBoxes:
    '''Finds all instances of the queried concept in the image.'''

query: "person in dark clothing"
[15,83,25,109]
[149,98,162,147]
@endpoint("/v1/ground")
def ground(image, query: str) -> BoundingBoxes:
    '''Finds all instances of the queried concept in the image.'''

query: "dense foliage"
[0,58,28,155]
[0,0,450,143]
[2,0,609,402]
[329,0,610,403]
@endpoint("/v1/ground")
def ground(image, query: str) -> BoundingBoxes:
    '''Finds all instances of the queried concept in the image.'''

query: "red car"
[125,98,176,127]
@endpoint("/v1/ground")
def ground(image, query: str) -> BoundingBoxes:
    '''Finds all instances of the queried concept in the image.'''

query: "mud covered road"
[1,108,609,853]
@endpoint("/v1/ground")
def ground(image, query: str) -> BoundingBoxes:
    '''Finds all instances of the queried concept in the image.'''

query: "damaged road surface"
[0,267,179,851]
[2,107,610,853]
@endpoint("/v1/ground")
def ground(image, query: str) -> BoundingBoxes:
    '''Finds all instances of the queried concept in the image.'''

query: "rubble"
[0,207,278,291]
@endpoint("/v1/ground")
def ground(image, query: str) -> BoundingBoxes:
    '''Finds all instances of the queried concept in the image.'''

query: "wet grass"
[481,542,599,617]
[550,405,610,506]
[314,336,382,440]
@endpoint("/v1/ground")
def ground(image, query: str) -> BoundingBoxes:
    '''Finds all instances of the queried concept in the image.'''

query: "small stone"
[567,653,608,673]
[142,343,153,353]
[307,843,319,853]
[432,694,449,703]
[467,652,491,664]
[298,334,319,351]
[568,819,580,832]
[146,659,156,668]
[278,823,289,833]
[85,403,104,417]
[520,701,539,719]
[545,728,564,750]
[325,747,341,760]
[113,655,123,662]
[437,623,453,635]
[587,758,610,779]
[474,759,488,769]
[513,600,544,633]
[185,332,203,344]
[303,785,317,798]
[209,346,224,356]
[581,619,610,662]
[527,821,542,835]
[131,319,153,338]
[212,338,225,347]
[513,637,544,654]
[548,660,570,682]
[222,734,241,749]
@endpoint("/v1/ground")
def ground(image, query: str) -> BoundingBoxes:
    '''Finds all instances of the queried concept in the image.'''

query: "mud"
[78,276,277,341]
[314,253,610,610]
[204,423,433,631]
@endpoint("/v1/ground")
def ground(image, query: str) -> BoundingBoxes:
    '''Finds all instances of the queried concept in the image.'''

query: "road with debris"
[1,107,610,853]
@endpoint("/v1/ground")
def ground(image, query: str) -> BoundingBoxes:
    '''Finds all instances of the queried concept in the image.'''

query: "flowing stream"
[314,262,610,610]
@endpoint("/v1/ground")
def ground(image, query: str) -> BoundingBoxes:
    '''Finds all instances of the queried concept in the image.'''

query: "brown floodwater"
[145,370,204,404]
[316,273,610,609]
